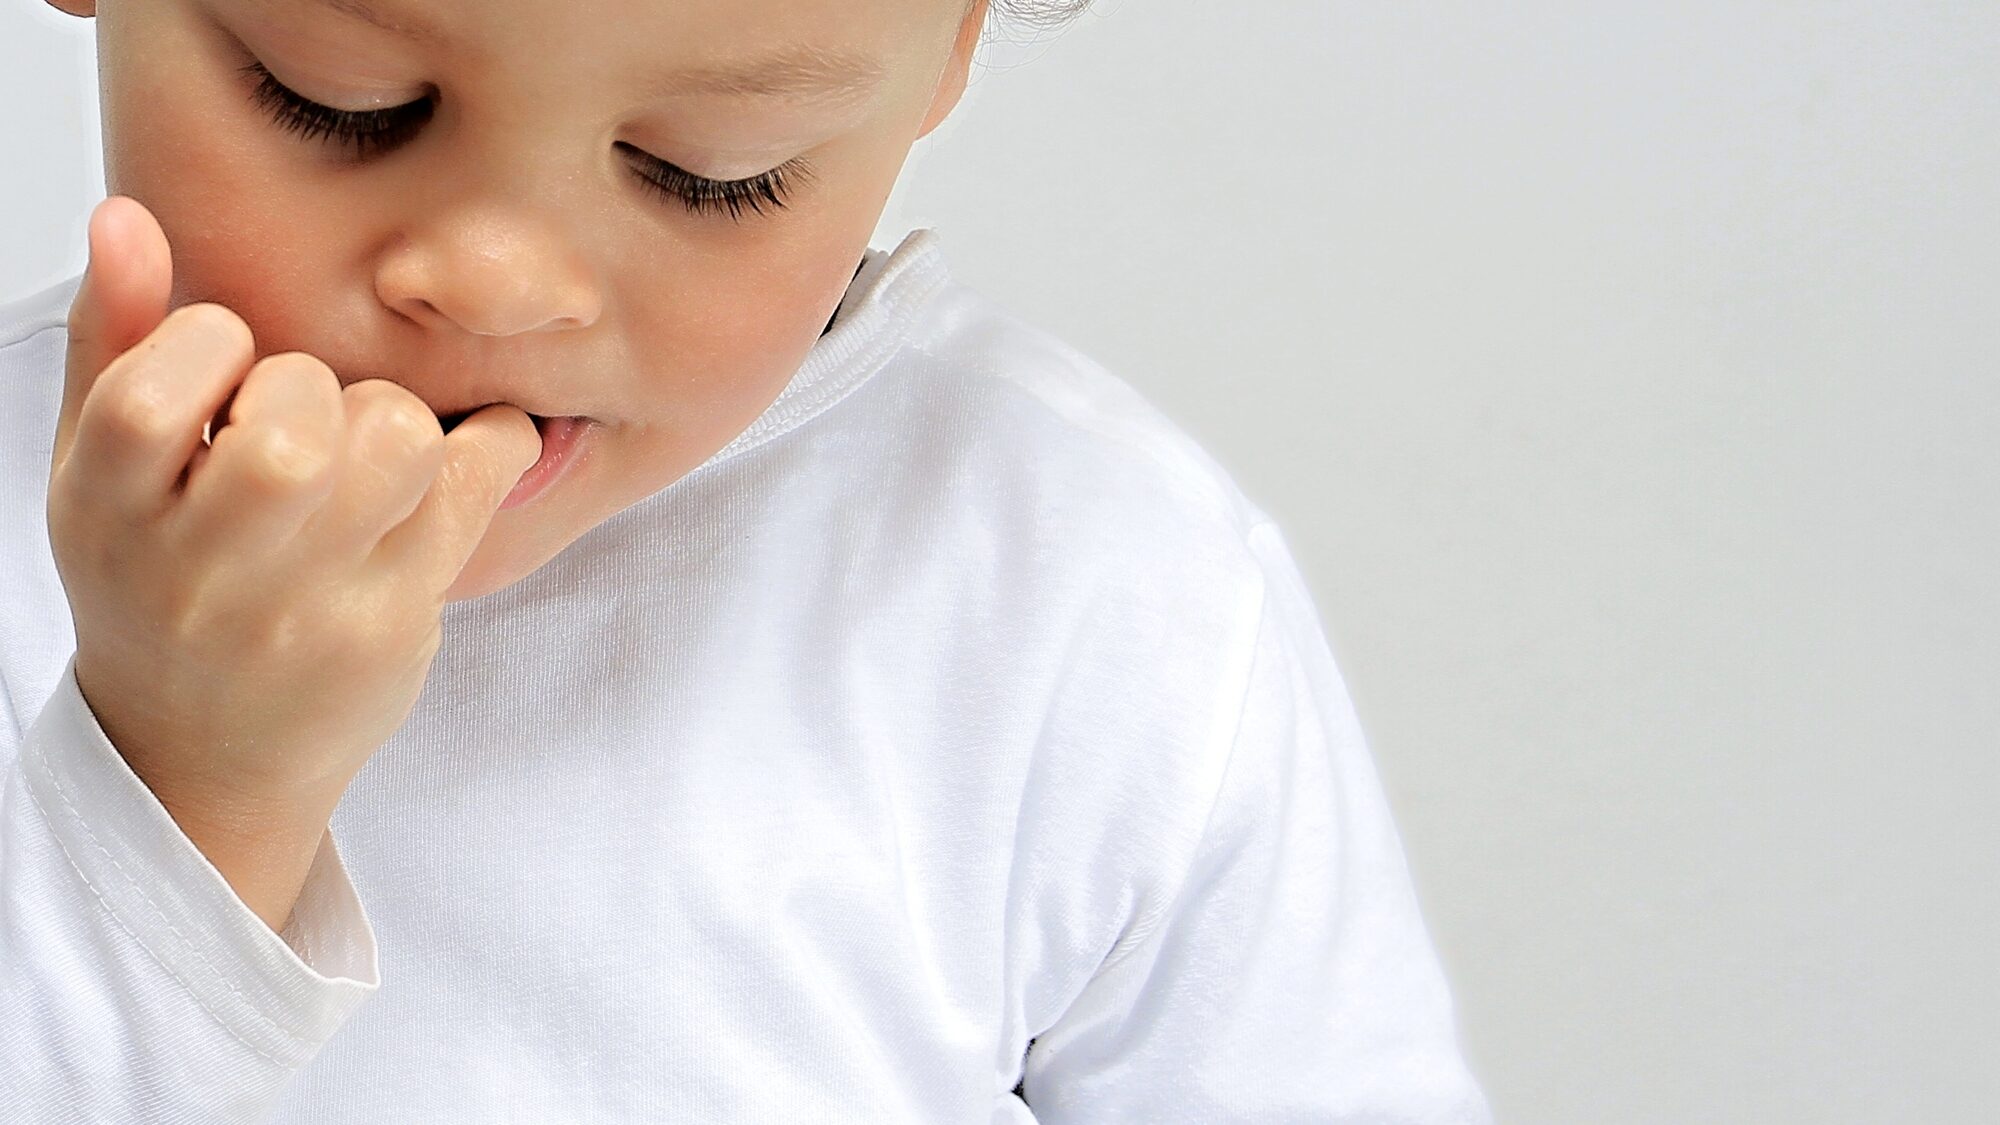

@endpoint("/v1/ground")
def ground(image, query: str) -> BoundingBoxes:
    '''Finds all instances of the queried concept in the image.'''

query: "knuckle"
[90,378,181,445]
[344,377,425,412]
[233,423,336,493]
[169,302,255,362]
[84,305,257,450]
[156,579,208,643]
[359,389,445,459]
[340,378,410,420]
[236,602,306,658]
[254,349,338,388]
[383,405,446,461]
[323,607,395,667]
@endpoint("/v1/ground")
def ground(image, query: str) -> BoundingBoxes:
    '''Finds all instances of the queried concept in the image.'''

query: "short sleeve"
[1017,521,1493,1123]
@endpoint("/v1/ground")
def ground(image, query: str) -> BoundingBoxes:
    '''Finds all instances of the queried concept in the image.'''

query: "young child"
[0,0,1493,1120]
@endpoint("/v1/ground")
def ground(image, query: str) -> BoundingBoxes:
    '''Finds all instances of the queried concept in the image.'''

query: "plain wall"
[4,2,1995,1121]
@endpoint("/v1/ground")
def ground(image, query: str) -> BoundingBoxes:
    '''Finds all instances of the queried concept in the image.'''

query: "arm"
[1,653,380,1123]
[1018,523,1493,1123]
[99,683,338,937]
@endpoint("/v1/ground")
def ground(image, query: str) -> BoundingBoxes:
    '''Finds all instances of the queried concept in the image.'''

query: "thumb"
[55,195,173,476]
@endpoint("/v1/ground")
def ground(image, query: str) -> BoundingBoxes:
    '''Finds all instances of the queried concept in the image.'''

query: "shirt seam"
[0,317,69,355]
[23,724,317,1061]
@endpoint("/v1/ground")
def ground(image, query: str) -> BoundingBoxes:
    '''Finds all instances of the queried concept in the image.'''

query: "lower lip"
[501,416,594,509]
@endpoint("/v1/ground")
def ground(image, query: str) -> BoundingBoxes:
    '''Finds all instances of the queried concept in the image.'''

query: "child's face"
[57,0,984,602]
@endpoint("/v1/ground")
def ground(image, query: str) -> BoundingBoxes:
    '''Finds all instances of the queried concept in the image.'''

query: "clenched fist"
[46,195,541,842]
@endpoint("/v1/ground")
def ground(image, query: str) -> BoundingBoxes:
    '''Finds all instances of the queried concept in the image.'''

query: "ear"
[42,0,96,16]
[917,0,989,140]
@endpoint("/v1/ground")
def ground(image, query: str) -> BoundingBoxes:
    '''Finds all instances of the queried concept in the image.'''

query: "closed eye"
[237,58,814,222]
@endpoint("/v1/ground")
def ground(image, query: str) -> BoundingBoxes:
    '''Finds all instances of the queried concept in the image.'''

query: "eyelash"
[236,59,813,222]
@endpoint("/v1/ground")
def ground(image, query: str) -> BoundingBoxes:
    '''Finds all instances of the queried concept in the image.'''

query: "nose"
[376,209,601,336]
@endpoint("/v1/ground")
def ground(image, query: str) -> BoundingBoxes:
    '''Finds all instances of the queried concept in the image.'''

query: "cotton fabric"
[0,226,1493,1123]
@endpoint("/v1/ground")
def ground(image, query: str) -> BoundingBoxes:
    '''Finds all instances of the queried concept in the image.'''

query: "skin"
[34,0,988,933]
[40,0,990,604]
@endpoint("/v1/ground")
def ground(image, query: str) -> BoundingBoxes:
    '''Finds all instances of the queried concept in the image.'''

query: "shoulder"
[851,273,1293,767]
[0,273,73,461]
[0,271,78,428]
[0,276,79,744]
[870,276,1282,602]
[865,284,1336,993]
[0,273,73,459]
[0,270,81,355]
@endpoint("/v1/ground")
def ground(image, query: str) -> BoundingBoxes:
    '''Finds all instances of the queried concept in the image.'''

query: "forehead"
[246,0,950,104]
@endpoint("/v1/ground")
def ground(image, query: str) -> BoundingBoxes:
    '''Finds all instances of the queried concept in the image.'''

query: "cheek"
[638,285,809,406]
[119,127,360,360]
[99,11,348,347]
[150,182,354,365]
[610,246,848,434]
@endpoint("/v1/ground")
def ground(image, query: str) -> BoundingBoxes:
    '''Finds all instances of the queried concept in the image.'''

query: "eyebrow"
[310,0,888,102]
[648,45,890,102]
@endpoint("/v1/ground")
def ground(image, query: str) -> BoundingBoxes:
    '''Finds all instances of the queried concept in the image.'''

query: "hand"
[46,195,542,819]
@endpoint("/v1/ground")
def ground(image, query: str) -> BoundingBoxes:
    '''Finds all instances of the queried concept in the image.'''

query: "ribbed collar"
[698,226,949,474]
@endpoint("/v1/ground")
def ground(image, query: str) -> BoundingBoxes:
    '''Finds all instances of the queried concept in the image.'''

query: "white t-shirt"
[0,226,1493,1124]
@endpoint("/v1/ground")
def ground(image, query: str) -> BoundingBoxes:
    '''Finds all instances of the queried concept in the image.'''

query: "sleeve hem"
[18,653,381,1066]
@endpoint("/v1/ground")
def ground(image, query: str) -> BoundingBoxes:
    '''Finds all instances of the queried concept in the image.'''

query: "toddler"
[0,0,1495,1120]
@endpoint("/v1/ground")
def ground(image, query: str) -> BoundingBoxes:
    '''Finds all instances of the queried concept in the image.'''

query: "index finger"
[374,402,543,601]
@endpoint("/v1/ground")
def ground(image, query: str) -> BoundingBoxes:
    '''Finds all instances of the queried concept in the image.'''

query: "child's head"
[39,0,1045,602]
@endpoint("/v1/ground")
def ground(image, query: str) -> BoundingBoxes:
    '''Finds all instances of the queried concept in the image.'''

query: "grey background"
[5,2,1996,1121]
